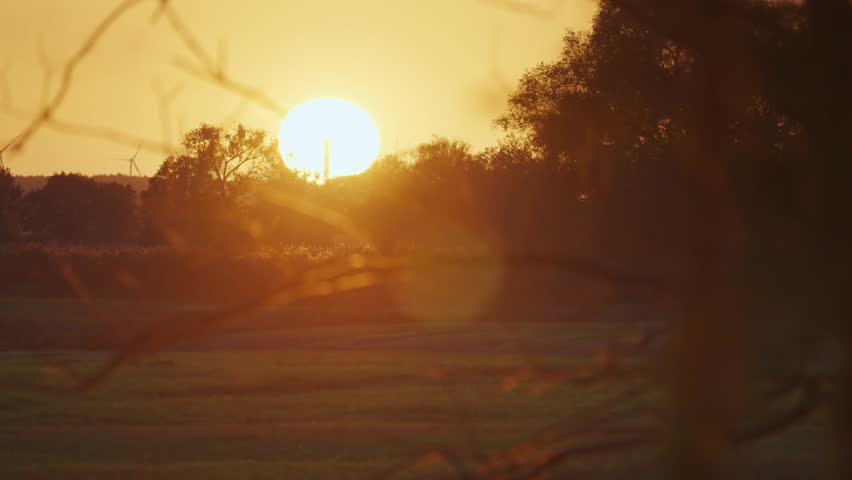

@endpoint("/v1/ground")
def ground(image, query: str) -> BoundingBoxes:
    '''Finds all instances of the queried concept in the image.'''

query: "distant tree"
[397,137,487,247]
[477,135,539,173]
[410,137,480,185]
[142,123,283,246]
[180,123,282,198]
[0,167,24,242]
[21,173,137,245]
[407,137,482,219]
[13,175,149,194]
[363,152,410,178]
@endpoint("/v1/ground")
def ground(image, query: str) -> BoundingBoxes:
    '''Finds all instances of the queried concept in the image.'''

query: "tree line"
[0,0,842,269]
[0,126,608,257]
[1,0,850,475]
[1,1,842,271]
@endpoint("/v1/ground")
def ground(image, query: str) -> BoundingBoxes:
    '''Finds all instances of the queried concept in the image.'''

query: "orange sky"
[0,0,594,175]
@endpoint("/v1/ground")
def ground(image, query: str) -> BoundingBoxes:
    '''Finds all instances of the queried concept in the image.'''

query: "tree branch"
[12,0,149,151]
[1,104,171,154]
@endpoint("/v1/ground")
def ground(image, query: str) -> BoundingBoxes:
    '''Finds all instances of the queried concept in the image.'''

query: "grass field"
[0,298,836,479]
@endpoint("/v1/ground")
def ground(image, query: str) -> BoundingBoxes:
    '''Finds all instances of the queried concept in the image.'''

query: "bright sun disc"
[278,98,380,180]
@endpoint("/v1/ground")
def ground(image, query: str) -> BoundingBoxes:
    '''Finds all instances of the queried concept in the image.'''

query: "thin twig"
[2,105,171,155]
[164,4,287,115]
[12,0,149,151]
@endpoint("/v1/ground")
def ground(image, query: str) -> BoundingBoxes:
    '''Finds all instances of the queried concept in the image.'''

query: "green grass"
[0,351,621,479]
[0,298,836,479]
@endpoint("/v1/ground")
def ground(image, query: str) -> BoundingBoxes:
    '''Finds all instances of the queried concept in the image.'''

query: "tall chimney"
[323,138,330,182]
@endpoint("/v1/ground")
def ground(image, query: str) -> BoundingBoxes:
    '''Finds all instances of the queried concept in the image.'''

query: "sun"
[278,98,380,181]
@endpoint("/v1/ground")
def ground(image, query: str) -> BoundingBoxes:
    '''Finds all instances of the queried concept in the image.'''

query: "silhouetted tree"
[141,123,283,247]
[498,1,851,477]
[21,173,137,245]
[0,167,24,242]
[181,123,282,198]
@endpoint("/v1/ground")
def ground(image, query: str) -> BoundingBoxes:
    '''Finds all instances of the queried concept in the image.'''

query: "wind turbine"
[114,144,143,176]
[0,134,21,169]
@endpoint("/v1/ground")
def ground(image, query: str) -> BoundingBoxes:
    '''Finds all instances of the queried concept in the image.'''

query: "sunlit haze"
[0,1,844,478]
[0,0,594,175]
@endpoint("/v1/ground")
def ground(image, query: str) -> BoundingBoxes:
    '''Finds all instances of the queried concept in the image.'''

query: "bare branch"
[1,134,21,153]
[217,37,229,74]
[162,4,287,115]
[74,254,386,389]
[151,78,183,150]
[12,0,149,151]
[223,145,262,179]
[376,450,471,480]
[501,376,822,479]
[2,104,171,154]
[735,377,822,442]
[172,57,287,116]
[163,5,218,73]
[0,133,22,168]
[58,251,674,391]
[6,0,286,159]
[149,0,171,23]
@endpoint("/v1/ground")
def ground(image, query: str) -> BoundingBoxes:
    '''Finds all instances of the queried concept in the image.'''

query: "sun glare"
[278,98,380,181]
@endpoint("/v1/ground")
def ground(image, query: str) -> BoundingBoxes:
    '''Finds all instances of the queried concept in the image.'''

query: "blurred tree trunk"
[669,3,746,479]
[806,1,852,477]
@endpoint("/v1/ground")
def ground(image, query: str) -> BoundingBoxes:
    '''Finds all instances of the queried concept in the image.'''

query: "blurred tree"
[378,137,488,249]
[21,173,137,245]
[342,153,415,249]
[498,0,850,477]
[410,137,479,184]
[0,167,24,242]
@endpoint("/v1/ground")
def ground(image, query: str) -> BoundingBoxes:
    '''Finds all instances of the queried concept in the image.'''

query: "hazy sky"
[0,0,594,175]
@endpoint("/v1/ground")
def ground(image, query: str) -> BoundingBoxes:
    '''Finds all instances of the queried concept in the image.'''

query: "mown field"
[0,298,836,479]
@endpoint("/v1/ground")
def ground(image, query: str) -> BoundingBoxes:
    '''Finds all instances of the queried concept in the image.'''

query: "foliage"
[141,124,283,248]
[19,173,137,245]
[12,175,149,194]
[4,1,850,479]
[487,1,852,476]
[180,123,283,194]
[137,130,591,254]
[0,167,24,242]
[1,3,849,480]
[0,243,354,302]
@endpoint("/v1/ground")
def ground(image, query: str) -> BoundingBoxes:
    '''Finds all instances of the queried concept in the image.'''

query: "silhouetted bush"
[0,243,360,302]
[20,173,138,245]
[0,167,23,242]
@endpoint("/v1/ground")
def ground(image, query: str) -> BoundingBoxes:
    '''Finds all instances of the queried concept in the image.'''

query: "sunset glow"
[1,1,831,477]
[278,98,380,180]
